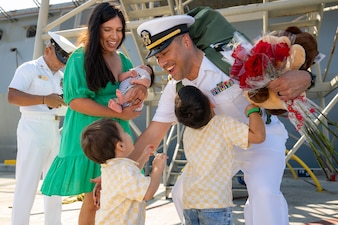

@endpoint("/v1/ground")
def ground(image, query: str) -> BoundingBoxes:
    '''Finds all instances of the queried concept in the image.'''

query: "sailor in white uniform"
[131,15,314,225]
[8,31,76,225]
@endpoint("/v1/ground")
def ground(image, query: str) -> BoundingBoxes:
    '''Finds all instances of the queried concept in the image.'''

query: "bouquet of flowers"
[221,30,337,179]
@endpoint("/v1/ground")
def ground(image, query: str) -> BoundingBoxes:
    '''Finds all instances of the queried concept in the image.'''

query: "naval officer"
[129,14,313,225]
[8,31,76,225]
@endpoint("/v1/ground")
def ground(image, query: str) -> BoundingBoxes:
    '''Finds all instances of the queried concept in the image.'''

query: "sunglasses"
[51,39,70,65]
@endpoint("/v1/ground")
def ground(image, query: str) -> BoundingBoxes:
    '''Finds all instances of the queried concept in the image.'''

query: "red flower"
[229,35,292,90]
[239,72,249,89]
[274,42,290,62]
[244,53,265,77]
[232,44,250,60]
[252,41,273,58]
[231,59,245,78]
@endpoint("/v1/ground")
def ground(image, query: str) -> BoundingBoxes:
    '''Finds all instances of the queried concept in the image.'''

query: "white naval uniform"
[9,56,64,225]
[154,56,289,225]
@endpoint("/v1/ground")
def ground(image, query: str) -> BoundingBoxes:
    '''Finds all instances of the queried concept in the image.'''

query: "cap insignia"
[141,30,151,47]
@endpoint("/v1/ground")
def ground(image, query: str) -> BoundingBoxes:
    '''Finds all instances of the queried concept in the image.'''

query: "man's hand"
[128,85,148,104]
[45,93,66,109]
[268,70,311,100]
[90,176,101,208]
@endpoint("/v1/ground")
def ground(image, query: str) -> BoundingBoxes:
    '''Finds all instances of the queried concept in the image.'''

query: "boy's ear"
[115,141,124,152]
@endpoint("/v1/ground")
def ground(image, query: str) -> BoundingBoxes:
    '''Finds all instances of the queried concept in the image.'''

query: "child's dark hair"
[146,64,155,87]
[175,85,212,129]
[81,118,122,164]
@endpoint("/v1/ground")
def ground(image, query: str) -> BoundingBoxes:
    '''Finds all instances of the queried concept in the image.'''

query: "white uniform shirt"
[153,55,287,154]
[153,56,280,124]
[9,56,66,115]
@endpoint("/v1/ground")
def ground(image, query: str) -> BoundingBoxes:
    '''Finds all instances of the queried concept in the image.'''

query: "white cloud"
[0,0,73,12]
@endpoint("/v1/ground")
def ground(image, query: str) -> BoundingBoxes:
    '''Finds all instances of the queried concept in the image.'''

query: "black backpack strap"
[187,7,250,75]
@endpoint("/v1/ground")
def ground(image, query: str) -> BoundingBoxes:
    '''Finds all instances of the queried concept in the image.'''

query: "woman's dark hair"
[81,118,122,164]
[175,85,212,129]
[85,3,126,91]
[146,64,155,87]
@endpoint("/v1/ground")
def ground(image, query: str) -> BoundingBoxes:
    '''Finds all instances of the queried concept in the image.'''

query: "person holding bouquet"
[125,15,314,225]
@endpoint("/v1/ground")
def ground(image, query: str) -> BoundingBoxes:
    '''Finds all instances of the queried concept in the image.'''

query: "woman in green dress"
[41,3,147,224]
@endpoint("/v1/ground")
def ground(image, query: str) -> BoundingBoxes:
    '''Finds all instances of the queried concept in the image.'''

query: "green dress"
[41,47,133,196]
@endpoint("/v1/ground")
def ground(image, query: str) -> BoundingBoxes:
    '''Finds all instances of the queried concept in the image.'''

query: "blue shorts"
[183,207,232,225]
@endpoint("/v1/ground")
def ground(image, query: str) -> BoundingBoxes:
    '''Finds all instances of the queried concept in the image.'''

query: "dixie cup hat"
[137,15,195,58]
[48,31,76,64]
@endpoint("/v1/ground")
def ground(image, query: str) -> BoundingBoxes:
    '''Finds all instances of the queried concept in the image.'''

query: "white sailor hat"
[48,31,76,64]
[137,15,195,58]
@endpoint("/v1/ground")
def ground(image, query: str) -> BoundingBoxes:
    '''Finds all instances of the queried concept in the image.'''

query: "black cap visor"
[51,39,70,64]
[146,37,174,59]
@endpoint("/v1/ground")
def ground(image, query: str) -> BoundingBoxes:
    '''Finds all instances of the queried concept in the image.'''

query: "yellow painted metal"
[286,150,323,192]
[4,160,16,165]
[286,162,298,179]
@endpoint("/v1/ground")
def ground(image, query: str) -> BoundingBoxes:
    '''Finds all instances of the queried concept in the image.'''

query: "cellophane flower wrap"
[230,34,290,90]
[221,31,337,179]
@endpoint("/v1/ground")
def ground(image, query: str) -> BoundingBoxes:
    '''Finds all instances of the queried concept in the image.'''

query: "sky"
[0,0,73,12]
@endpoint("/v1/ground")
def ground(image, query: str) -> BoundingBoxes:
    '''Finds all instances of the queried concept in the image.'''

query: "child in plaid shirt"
[175,85,266,225]
[81,118,167,225]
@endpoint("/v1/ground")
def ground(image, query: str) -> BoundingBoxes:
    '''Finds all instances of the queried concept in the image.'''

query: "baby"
[108,64,154,113]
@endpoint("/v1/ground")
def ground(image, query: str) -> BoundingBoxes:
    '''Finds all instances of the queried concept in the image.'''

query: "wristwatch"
[307,70,316,89]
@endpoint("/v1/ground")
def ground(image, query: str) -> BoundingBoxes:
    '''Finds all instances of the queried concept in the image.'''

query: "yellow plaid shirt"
[183,115,249,209]
[96,158,150,225]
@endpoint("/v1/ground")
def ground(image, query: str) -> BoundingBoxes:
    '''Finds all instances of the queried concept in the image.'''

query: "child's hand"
[130,70,138,77]
[152,153,168,172]
[90,176,102,208]
[141,144,155,160]
[145,144,155,155]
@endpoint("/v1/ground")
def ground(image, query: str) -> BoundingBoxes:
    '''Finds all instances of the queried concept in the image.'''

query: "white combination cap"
[48,31,76,64]
[137,15,195,58]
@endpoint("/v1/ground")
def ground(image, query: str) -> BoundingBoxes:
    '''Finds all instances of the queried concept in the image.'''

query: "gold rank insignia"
[38,75,49,81]
[141,30,151,47]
